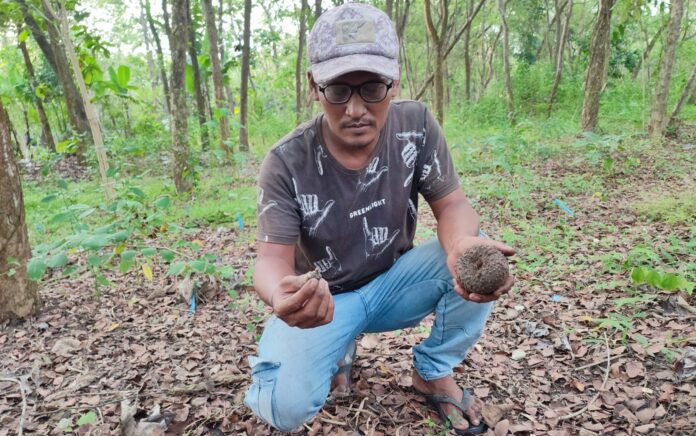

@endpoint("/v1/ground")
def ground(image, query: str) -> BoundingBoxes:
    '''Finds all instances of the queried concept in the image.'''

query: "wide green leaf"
[27,258,46,281]
[167,261,186,276]
[46,252,69,268]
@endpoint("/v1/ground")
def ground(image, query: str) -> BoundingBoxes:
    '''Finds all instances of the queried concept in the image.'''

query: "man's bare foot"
[330,369,351,393]
[412,370,484,432]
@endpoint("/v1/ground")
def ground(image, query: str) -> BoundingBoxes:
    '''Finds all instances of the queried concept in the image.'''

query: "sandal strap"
[424,388,471,413]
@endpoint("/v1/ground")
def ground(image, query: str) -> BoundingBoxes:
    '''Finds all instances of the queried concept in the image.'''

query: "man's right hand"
[271,272,334,329]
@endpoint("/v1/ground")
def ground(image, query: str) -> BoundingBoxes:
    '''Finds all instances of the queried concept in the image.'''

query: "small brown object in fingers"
[455,245,510,295]
[307,267,322,281]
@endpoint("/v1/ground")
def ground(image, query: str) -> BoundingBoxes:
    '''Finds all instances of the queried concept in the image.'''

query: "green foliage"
[632,190,696,225]
[630,267,693,294]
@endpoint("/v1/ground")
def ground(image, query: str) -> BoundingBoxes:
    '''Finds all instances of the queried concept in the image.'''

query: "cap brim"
[311,53,399,84]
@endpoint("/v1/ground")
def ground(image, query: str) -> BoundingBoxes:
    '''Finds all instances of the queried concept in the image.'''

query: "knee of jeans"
[244,357,321,432]
[245,357,282,429]
[421,239,450,277]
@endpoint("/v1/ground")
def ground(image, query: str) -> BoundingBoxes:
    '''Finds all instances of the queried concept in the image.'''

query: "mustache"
[342,119,375,128]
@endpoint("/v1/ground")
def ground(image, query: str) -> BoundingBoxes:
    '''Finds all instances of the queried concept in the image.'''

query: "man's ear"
[307,71,320,101]
[390,79,401,98]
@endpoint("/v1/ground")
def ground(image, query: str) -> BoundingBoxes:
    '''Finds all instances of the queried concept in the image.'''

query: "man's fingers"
[489,240,515,256]
[278,278,319,314]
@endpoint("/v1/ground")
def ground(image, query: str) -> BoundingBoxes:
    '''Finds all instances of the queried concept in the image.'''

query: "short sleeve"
[416,107,460,202]
[256,151,301,245]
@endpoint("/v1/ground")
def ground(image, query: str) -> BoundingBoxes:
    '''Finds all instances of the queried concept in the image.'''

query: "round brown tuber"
[454,245,510,295]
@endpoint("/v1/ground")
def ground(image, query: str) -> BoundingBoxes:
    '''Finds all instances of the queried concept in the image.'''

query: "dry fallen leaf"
[481,403,514,427]
[51,337,81,357]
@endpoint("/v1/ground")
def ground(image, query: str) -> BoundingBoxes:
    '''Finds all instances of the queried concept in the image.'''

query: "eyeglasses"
[318,81,393,104]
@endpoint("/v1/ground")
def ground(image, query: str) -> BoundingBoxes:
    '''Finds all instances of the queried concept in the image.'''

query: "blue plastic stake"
[551,294,562,302]
[478,230,489,239]
[188,289,196,315]
[236,213,244,230]
[553,199,575,217]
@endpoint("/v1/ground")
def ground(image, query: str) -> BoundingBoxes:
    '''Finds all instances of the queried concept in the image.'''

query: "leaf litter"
[1,133,696,435]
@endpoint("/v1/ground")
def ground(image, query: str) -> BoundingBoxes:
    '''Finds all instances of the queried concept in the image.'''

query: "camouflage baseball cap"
[308,3,399,84]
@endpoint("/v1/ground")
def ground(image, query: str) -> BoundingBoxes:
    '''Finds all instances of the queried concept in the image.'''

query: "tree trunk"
[498,0,515,123]
[19,39,55,152]
[49,0,114,200]
[580,0,615,132]
[385,0,393,18]
[239,0,251,151]
[632,20,667,80]
[202,0,231,155]
[296,0,309,124]
[463,0,473,102]
[546,0,572,117]
[16,0,91,154]
[648,0,685,137]
[168,0,192,193]
[0,99,41,323]
[186,0,210,150]
[669,65,696,128]
[144,0,171,113]
[423,0,448,125]
[138,0,164,112]
[315,0,322,21]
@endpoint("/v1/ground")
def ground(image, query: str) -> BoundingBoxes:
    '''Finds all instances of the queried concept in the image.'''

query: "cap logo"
[335,20,376,45]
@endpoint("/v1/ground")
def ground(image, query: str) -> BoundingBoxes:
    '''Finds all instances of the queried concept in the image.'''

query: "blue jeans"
[244,239,494,432]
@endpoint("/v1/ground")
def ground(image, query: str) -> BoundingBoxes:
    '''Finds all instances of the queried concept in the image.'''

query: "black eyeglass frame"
[317,81,394,104]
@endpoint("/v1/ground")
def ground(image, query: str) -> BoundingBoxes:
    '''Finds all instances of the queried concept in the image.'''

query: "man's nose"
[345,92,367,118]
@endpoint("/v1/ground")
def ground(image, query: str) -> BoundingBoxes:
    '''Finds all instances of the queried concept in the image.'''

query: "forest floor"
[1,127,695,436]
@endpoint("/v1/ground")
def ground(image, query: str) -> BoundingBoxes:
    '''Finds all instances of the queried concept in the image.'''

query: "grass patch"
[632,189,696,225]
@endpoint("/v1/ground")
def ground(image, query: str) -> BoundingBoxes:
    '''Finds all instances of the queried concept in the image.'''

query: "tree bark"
[648,0,685,137]
[144,0,171,113]
[385,0,393,18]
[463,0,473,102]
[580,0,615,132]
[296,0,309,124]
[48,0,114,200]
[0,99,41,323]
[18,38,55,151]
[138,0,164,112]
[169,0,193,193]
[186,0,210,150]
[315,0,322,21]
[498,0,515,124]
[16,0,91,154]
[423,0,448,125]
[546,0,572,117]
[669,65,696,128]
[202,0,231,155]
[239,0,251,151]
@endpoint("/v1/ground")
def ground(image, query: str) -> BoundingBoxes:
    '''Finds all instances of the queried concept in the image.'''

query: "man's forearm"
[253,256,295,306]
[436,201,480,255]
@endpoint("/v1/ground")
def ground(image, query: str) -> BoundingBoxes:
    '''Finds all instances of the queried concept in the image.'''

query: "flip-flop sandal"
[417,387,488,435]
[331,339,357,391]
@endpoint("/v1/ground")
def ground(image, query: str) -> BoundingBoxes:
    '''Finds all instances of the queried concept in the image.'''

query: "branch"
[0,376,28,436]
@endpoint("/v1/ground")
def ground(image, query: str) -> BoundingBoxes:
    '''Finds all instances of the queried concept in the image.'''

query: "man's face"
[309,71,399,151]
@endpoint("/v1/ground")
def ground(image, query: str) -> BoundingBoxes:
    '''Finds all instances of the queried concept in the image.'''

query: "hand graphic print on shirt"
[407,198,417,221]
[396,130,425,187]
[293,178,335,236]
[257,188,278,217]
[363,217,400,259]
[313,246,342,278]
[420,150,443,191]
[357,156,388,192]
[315,144,327,176]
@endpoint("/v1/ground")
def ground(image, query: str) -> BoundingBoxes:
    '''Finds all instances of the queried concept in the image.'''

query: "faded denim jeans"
[244,239,494,432]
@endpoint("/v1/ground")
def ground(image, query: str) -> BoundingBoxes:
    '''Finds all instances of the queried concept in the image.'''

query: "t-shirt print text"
[349,198,386,219]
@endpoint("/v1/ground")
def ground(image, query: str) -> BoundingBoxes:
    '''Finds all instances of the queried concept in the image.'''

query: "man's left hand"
[446,236,516,303]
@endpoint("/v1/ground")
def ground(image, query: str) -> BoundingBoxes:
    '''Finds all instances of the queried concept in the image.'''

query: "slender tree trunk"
[669,65,696,128]
[16,0,91,155]
[0,99,41,322]
[546,0,572,117]
[49,0,114,200]
[186,0,210,150]
[632,21,667,80]
[385,0,393,18]
[648,0,685,137]
[144,0,171,113]
[423,0,448,125]
[239,0,251,151]
[498,0,515,123]
[169,0,192,193]
[296,0,309,124]
[138,0,164,112]
[19,39,55,151]
[202,0,231,155]
[463,0,473,102]
[581,0,615,132]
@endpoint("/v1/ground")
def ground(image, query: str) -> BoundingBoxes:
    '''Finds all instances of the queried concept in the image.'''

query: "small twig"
[575,352,628,371]
[0,376,28,436]
[559,332,611,421]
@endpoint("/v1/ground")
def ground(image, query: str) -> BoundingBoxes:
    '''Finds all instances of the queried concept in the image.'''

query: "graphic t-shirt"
[256,100,459,293]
